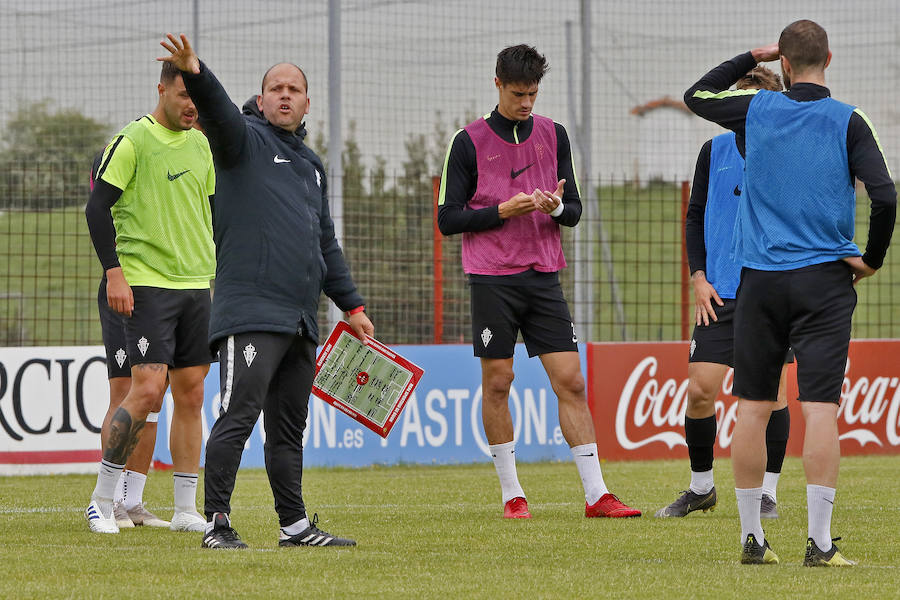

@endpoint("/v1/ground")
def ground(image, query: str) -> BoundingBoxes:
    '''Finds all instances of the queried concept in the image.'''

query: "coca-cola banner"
[587,340,900,460]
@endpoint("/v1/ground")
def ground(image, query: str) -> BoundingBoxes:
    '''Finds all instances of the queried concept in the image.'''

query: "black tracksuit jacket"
[182,62,363,347]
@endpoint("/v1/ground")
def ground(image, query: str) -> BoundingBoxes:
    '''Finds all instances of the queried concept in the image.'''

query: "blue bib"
[705,132,743,299]
[734,90,859,270]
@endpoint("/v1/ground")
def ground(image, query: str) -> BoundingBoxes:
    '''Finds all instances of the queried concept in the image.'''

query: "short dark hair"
[160,61,180,84]
[495,45,548,86]
[736,65,783,92]
[779,19,829,72]
[261,63,308,93]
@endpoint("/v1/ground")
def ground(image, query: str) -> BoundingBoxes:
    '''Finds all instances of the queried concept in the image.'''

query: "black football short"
[690,299,795,367]
[733,261,856,404]
[124,286,214,369]
[98,276,131,378]
[470,282,578,359]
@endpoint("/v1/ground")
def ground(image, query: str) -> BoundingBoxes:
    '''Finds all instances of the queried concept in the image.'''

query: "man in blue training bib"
[685,19,896,567]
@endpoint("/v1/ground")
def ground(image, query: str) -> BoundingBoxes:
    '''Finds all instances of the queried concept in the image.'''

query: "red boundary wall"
[586,340,900,460]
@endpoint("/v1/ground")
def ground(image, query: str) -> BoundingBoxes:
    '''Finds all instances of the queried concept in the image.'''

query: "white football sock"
[689,469,714,495]
[173,472,199,513]
[92,459,125,516]
[122,470,147,511]
[114,471,126,504]
[807,484,836,552]
[281,516,311,536]
[571,443,609,504]
[489,441,525,504]
[762,472,780,503]
[735,487,764,546]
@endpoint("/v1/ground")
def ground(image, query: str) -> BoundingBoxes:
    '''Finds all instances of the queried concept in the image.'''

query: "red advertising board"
[586,340,900,461]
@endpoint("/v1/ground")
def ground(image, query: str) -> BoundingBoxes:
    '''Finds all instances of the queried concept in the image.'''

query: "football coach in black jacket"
[160,33,373,549]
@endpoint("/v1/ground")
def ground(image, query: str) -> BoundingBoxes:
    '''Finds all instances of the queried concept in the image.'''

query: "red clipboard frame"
[312,321,424,438]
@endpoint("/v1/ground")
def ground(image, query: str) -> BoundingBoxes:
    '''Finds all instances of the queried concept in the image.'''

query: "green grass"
[1,456,898,599]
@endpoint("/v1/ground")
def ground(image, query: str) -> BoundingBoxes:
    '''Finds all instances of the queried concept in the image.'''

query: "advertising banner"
[587,340,900,461]
[4,340,897,474]
[1,344,580,473]
[0,346,108,474]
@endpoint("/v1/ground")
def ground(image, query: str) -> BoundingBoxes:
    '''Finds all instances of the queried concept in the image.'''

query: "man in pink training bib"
[438,44,640,520]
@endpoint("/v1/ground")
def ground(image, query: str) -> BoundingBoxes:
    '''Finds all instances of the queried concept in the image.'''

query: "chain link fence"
[1,1,897,346]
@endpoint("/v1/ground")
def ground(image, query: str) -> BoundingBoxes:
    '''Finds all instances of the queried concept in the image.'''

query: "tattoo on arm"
[103,407,146,464]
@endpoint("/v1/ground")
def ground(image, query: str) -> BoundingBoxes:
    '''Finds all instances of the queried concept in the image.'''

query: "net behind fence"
[1,1,897,346]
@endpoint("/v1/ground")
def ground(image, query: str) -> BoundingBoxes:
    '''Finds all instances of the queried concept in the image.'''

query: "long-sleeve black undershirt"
[685,52,897,269]
[684,139,712,275]
[85,178,122,271]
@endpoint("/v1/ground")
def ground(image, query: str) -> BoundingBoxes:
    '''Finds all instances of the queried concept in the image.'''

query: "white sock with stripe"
[489,441,526,504]
[122,470,147,511]
[571,443,609,504]
[92,459,125,516]
[114,471,126,504]
[173,472,199,513]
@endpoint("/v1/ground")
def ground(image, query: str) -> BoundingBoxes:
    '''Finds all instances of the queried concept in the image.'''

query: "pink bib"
[461,114,566,275]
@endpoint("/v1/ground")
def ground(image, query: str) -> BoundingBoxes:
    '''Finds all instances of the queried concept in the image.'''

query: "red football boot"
[503,497,532,519]
[585,493,641,518]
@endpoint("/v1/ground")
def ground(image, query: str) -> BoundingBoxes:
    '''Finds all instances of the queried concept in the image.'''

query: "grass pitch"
[1,456,898,599]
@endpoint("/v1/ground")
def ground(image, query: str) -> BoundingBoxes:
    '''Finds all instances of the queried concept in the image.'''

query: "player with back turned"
[656,65,792,520]
[438,45,640,520]
[685,19,896,566]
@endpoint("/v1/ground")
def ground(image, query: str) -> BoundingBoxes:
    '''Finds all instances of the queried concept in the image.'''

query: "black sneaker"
[740,533,779,564]
[654,487,717,517]
[803,537,855,567]
[760,494,779,519]
[201,513,248,549]
[278,513,356,547]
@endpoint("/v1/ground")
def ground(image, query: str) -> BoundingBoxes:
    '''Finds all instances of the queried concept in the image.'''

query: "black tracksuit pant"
[204,331,316,527]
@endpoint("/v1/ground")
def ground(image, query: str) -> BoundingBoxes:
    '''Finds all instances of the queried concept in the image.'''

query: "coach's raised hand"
[158,33,200,74]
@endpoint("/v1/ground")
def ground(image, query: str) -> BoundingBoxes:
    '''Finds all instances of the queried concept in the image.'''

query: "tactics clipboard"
[312,321,424,439]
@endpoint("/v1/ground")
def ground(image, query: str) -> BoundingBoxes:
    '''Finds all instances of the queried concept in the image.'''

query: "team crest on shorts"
[243,342,257,367]
[114,348,127,368]
[137,336,149,357]
[481,327,493,347]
